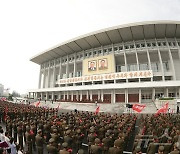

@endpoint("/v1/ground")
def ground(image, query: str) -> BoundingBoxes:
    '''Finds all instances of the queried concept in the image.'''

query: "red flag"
[132,104,146,113]
[95,106,100,115]
[155,102,169,116]
[35,101,40,107]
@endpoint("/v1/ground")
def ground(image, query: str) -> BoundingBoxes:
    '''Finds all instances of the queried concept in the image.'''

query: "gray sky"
[0,0,180,94]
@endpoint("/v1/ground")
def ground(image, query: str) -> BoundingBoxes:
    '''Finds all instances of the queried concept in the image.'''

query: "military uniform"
[170,142,180,154]
[59,142,69,154]
[35,129,44,154]
[25,127,33,154]
[17,122,24,149]
[102,133,113,154]
[90,138,102,154]
[158,146,164,154]
[147,142,158,154]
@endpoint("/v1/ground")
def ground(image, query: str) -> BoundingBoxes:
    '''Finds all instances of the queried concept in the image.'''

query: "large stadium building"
[29,21,180,104]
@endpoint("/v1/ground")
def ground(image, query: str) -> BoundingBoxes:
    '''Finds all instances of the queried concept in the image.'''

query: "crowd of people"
[0,100,179,154]
[134,114,180,154]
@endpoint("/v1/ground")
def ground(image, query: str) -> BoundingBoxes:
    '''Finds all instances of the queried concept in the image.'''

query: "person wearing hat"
[102,132,113,154]
[74,129,84,150]
[51,129,59,148]
[12,120,17,142]
[47,138,58,154]
[147,137,159,154]
[59,142,69,154]
[164,138,173,154]
[133,146,142,154]
[90,138,102,154]
[77,149,84,154]
[170,142,180,154]
[25,126,33,154]
[158,146,164,154]
[109,139,123,154]
[64,130,73,149]
[87,128,96,153]
[35,129,44,154]
[30,122,36,151]
[17,121,23,150]
[43,121,51,143]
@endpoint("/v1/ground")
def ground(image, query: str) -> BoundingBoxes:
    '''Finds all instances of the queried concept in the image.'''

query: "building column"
[47,61,51,88]
[125,89,128,103]
[58,92,61,100]
[63,92,65,100]
[66,55,69,78]
[166,38,176,80]
[52,92,54,101]
[34,93,37,99]
[152,88,155,101]
[28,92,31,98]
[123,51,128,83]
[111,89,115,104]
[67,91,69,100]
[168,49,176,80]
[98,90,101,100]
[139,89,141,104]
[71,91,73,101]
[43,69,46,88]
[146,49,153,81]
[38,70,42,89]
[59,58,62,80]
[86,91,89,100]
[41,92,43,100]
[90,91,92,101]
[179,87,180,98]
[101,90,104,102]
[156,39,165,81]
[52,61,56,87]
[45,92,48,101]
[80,91,82,101]
[74,53,77,77]
[164,88,168,97]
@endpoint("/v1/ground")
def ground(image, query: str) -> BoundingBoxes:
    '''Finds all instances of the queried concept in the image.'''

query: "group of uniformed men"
[133,114,180,154]
[0,100,179,154]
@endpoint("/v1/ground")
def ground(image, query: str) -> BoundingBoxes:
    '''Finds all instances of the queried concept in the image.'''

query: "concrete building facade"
[29,21,180,104]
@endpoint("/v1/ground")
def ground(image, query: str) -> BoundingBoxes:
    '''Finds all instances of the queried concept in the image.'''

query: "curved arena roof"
[30,20,180,65]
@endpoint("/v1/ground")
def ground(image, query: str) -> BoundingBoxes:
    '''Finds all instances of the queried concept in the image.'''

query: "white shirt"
[0,133,5,142]
[9,143,17,154]
[4,136,10,146]
[18,150,23,154]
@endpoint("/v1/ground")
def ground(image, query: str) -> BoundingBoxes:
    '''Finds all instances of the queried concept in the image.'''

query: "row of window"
[41,40,180,69]
[116,62,169,72]
[115,41,180,51]
[55,76,173,88]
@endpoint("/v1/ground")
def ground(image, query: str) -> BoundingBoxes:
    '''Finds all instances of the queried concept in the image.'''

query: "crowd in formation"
[0,100,179,154]
[134,114,180,154]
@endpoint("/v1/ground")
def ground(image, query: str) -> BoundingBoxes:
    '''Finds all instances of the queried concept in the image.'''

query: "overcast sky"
[0,0,180,94]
